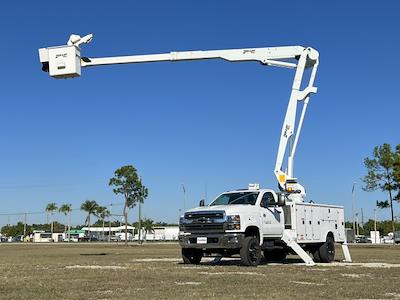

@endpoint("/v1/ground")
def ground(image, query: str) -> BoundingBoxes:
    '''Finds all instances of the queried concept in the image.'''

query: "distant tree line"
[0,219,177,237]
[1,222,65,237]
[345,220,400,236]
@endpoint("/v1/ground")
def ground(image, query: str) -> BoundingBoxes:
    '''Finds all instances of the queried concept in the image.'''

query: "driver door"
[260,192,283,237]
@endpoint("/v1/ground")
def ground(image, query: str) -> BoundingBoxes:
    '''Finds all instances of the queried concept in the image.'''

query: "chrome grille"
[184,211,224,220]
[182,210,225,233]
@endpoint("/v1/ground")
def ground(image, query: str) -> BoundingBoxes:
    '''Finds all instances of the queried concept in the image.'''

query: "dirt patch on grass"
[198,271,265,276]
[290,281,325,286]
[175,281,202,285]
[325,262,400,268]
[65,265,127,270]
[131,258,181,262]
[341,273,371,278]
[385,292,400,299]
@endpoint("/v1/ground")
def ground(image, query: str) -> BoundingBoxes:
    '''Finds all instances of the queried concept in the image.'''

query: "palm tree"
[96,206,110,240]
[45,203,58,234]
[59,204,72,241]
[80,200,98,241]
[142,218,155,241]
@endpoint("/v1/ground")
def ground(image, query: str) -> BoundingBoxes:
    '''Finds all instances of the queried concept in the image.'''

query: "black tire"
[263,249,287,262]
[181,248,202,264]
[240,236,261,266]
[312,246,321,262]
[319,236,335,263]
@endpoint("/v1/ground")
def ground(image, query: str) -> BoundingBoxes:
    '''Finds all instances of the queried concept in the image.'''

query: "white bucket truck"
[179,186,349,266]
[38,34,351,266]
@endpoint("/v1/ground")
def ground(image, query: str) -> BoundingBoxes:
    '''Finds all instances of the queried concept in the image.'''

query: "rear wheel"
[240,236,261,266]
[319,236,335,263]
[312,246,321,262]
[182,248,202,264]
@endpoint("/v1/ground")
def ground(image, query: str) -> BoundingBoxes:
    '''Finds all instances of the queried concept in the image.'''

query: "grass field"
[1,243,400,299]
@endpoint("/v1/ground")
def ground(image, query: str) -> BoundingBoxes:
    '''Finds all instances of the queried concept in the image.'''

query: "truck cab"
[179,187,288,266]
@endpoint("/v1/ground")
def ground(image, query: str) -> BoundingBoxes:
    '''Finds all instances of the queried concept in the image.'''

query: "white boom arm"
[38,34,319,201]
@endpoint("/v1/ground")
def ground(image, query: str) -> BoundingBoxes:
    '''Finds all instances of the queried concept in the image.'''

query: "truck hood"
[185,205,255,215]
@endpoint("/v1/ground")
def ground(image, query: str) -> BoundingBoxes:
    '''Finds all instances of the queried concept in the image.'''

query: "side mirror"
[199,199,205,207]
[277,193,286,206]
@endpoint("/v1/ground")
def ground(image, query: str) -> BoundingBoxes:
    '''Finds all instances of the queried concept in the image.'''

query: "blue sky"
[0,1,399,226]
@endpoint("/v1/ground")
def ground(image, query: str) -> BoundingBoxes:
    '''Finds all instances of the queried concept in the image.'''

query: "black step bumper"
[179,233,245,249]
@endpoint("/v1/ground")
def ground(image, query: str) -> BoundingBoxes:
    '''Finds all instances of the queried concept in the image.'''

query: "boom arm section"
[80,47,303,69]
[38,34,319,200]
[274,48,319,201]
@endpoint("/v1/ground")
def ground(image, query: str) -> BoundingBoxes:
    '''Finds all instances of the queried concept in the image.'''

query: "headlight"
[227,215,241,230]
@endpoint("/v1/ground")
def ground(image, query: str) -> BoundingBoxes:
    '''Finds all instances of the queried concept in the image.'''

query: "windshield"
[210,192,259,206]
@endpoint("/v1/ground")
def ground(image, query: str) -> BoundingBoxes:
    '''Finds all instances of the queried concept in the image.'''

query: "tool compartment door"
[300,204,320,241]
[335,207,345,240]
[311,206,321,240]
[295,205,306,242]
[305,206,313,240]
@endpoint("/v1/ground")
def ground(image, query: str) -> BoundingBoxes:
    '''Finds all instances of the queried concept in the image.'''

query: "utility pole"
[23,213,27,238]
[68,210,71,242]
[374,208,377,244]
[355,213,359,236]
[181,183,187,212]
[138,177,144,244]
[204,181,208,204]
[138,201,142,244]
[108,203,112,243]
[361,208,364,229]
[351,182,356,234]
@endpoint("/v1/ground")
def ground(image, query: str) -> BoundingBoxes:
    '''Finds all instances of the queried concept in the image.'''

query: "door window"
[260,192,275,207]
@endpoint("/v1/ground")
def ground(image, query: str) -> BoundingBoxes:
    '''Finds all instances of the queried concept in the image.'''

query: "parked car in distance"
[79,235,99,242]
[63,237,79,242]
[115,232,133,241]
[11,235,24,242]
[394,231,400,244]
[110,235,121,242]
[356,236,372,243]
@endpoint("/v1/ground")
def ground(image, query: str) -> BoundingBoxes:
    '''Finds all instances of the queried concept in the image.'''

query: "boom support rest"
[341,242,352,263]
[281,230,315,266]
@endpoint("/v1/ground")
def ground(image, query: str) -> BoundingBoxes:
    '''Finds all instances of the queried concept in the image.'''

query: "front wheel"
[182,248,202,264]
[240,236,261,266]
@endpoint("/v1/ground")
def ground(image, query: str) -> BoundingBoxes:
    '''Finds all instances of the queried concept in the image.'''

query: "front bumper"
[179,232,245,249]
